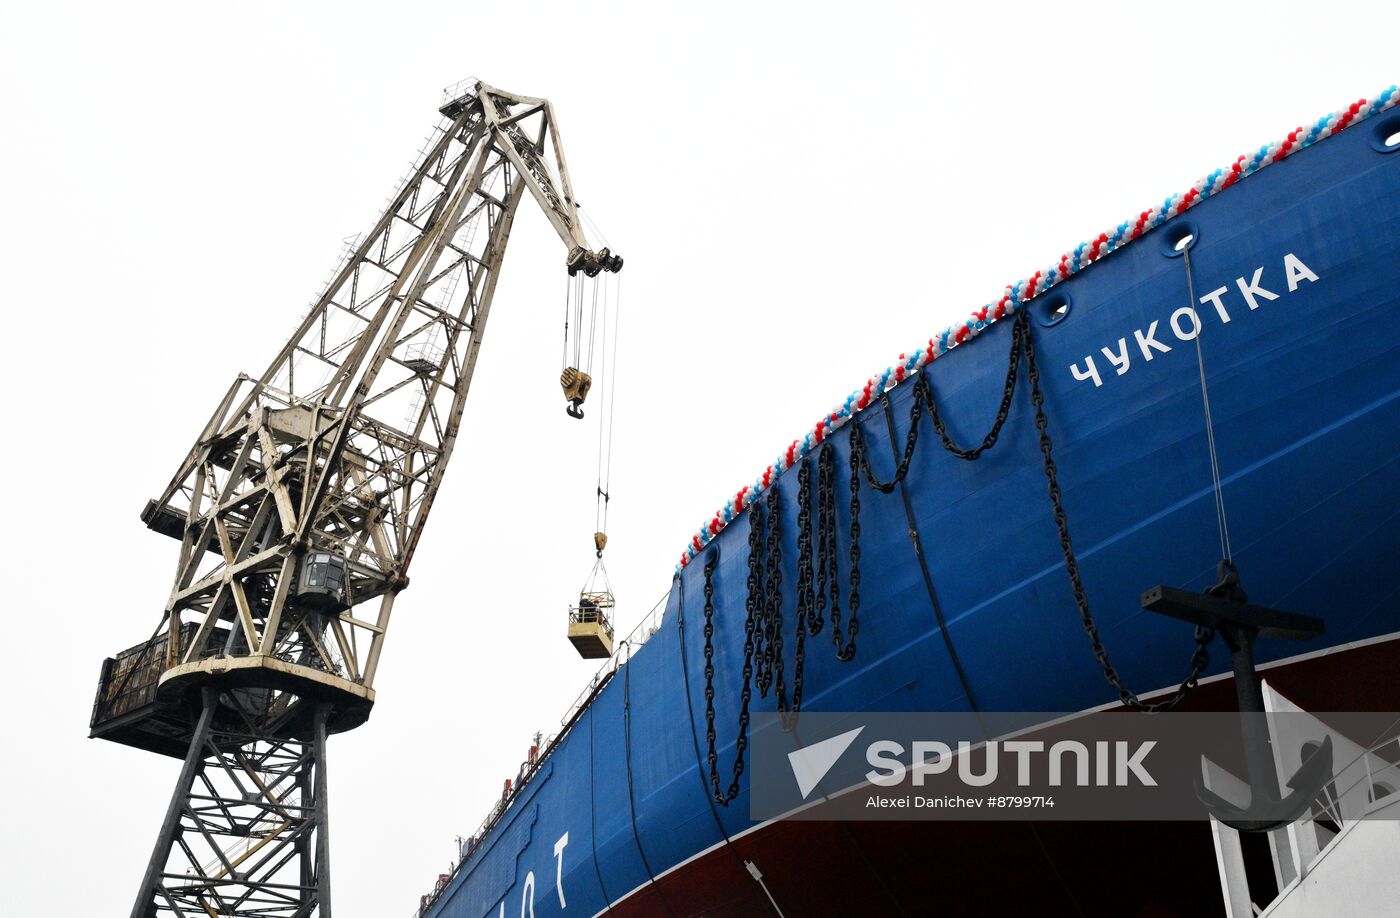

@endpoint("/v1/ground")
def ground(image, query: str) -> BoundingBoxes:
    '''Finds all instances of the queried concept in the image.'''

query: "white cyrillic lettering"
[1236,267,1279,310]
[1170,307,1201,341]
[1284,252,1319,291]
[1199,286,1231,323]
[521,871,535,918]
[1071,356,1103,387]
[1101,338,1132,376]
[553,833,569,908]
[1134,321,1172,360]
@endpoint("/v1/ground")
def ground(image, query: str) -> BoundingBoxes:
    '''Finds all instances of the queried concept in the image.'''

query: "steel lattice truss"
[111,81,621,918]
[145,695,331,917]
[145,81,603,694]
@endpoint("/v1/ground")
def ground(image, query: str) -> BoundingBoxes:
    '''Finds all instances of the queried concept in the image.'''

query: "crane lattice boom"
[90,80,621,918]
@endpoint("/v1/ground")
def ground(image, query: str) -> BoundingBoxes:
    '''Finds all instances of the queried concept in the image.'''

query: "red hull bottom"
[602,634,1400,917]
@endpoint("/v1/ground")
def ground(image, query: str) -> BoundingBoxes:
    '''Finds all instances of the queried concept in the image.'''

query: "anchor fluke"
[1194,735,1334,832]
[1142,561,1329,832]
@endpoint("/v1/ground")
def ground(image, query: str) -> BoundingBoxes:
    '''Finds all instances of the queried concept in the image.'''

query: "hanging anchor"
[560,366,592,419]
[1194,735,1334,833]
[1141,561,1330,831]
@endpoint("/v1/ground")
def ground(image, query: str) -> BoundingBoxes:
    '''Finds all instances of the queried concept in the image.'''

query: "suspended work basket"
[568,556,615,659]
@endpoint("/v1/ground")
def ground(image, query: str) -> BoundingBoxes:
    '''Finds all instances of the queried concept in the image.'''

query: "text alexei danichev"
[865,795,1056,809]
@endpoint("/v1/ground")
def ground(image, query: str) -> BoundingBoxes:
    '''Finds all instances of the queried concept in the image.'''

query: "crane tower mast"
[90,80,621,918]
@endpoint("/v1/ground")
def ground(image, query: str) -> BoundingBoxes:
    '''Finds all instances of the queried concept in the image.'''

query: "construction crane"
[89,79,622,918]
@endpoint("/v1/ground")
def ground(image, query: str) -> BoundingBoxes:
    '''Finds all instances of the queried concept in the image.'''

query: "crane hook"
[560,367,592,420]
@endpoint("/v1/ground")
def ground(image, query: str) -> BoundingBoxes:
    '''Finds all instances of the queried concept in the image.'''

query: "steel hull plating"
[424,116,1400,917]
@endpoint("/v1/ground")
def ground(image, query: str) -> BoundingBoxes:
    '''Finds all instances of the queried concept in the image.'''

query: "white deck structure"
[1210,682,1400,916]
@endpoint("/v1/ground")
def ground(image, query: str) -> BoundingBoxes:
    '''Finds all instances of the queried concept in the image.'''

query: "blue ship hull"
[419,110,1400,917]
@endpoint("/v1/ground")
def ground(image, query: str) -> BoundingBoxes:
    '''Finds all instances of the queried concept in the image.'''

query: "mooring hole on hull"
[1160,218,1200,258]
[1037,291,1072,326]
[1373,114,1400,153]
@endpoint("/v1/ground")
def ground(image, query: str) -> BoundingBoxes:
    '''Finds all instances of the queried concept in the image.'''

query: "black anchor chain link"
[746,493,769,697]
[814,444,834,640]
[701,528,759,803]
[925,311,1025,461]
[815,441,863,662]
[758,488,785,703]
[852,377,926,493]
[851,303,1021,492]
[788,458,815,724]
[1021,310,1214,711]
[841,434,863,662]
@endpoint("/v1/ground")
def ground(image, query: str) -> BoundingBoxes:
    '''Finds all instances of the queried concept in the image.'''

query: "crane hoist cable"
[587,273,601,377]
[557,205,624,417]
[560,273,571,373]
[594,271,621,550]
[568,223,623,659]
[559,206,623,419]
[561,274,592,418]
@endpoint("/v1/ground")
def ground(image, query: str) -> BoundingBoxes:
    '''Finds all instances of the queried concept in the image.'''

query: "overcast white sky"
[1,2,1394,914]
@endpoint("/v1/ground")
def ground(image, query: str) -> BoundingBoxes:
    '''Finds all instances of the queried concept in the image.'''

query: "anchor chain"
[757,488,785,703]
[699,487,794,805]
[789,458,816,722]
[696,302,1218,808]
[702,539,757,804]
[852,301,1023,491]
[746,491,768,697]
[925,310,1024,461]
[852,376,927,493]
[815,441,863,662]
[1021,309,1214,711]
[845,435,863,661]
[814,444,834,642]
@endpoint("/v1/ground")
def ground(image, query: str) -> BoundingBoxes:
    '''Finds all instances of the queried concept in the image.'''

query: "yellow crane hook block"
[560,367,592,419]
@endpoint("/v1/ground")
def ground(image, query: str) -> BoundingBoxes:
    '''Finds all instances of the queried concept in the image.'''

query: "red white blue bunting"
[677,86,1399,573]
